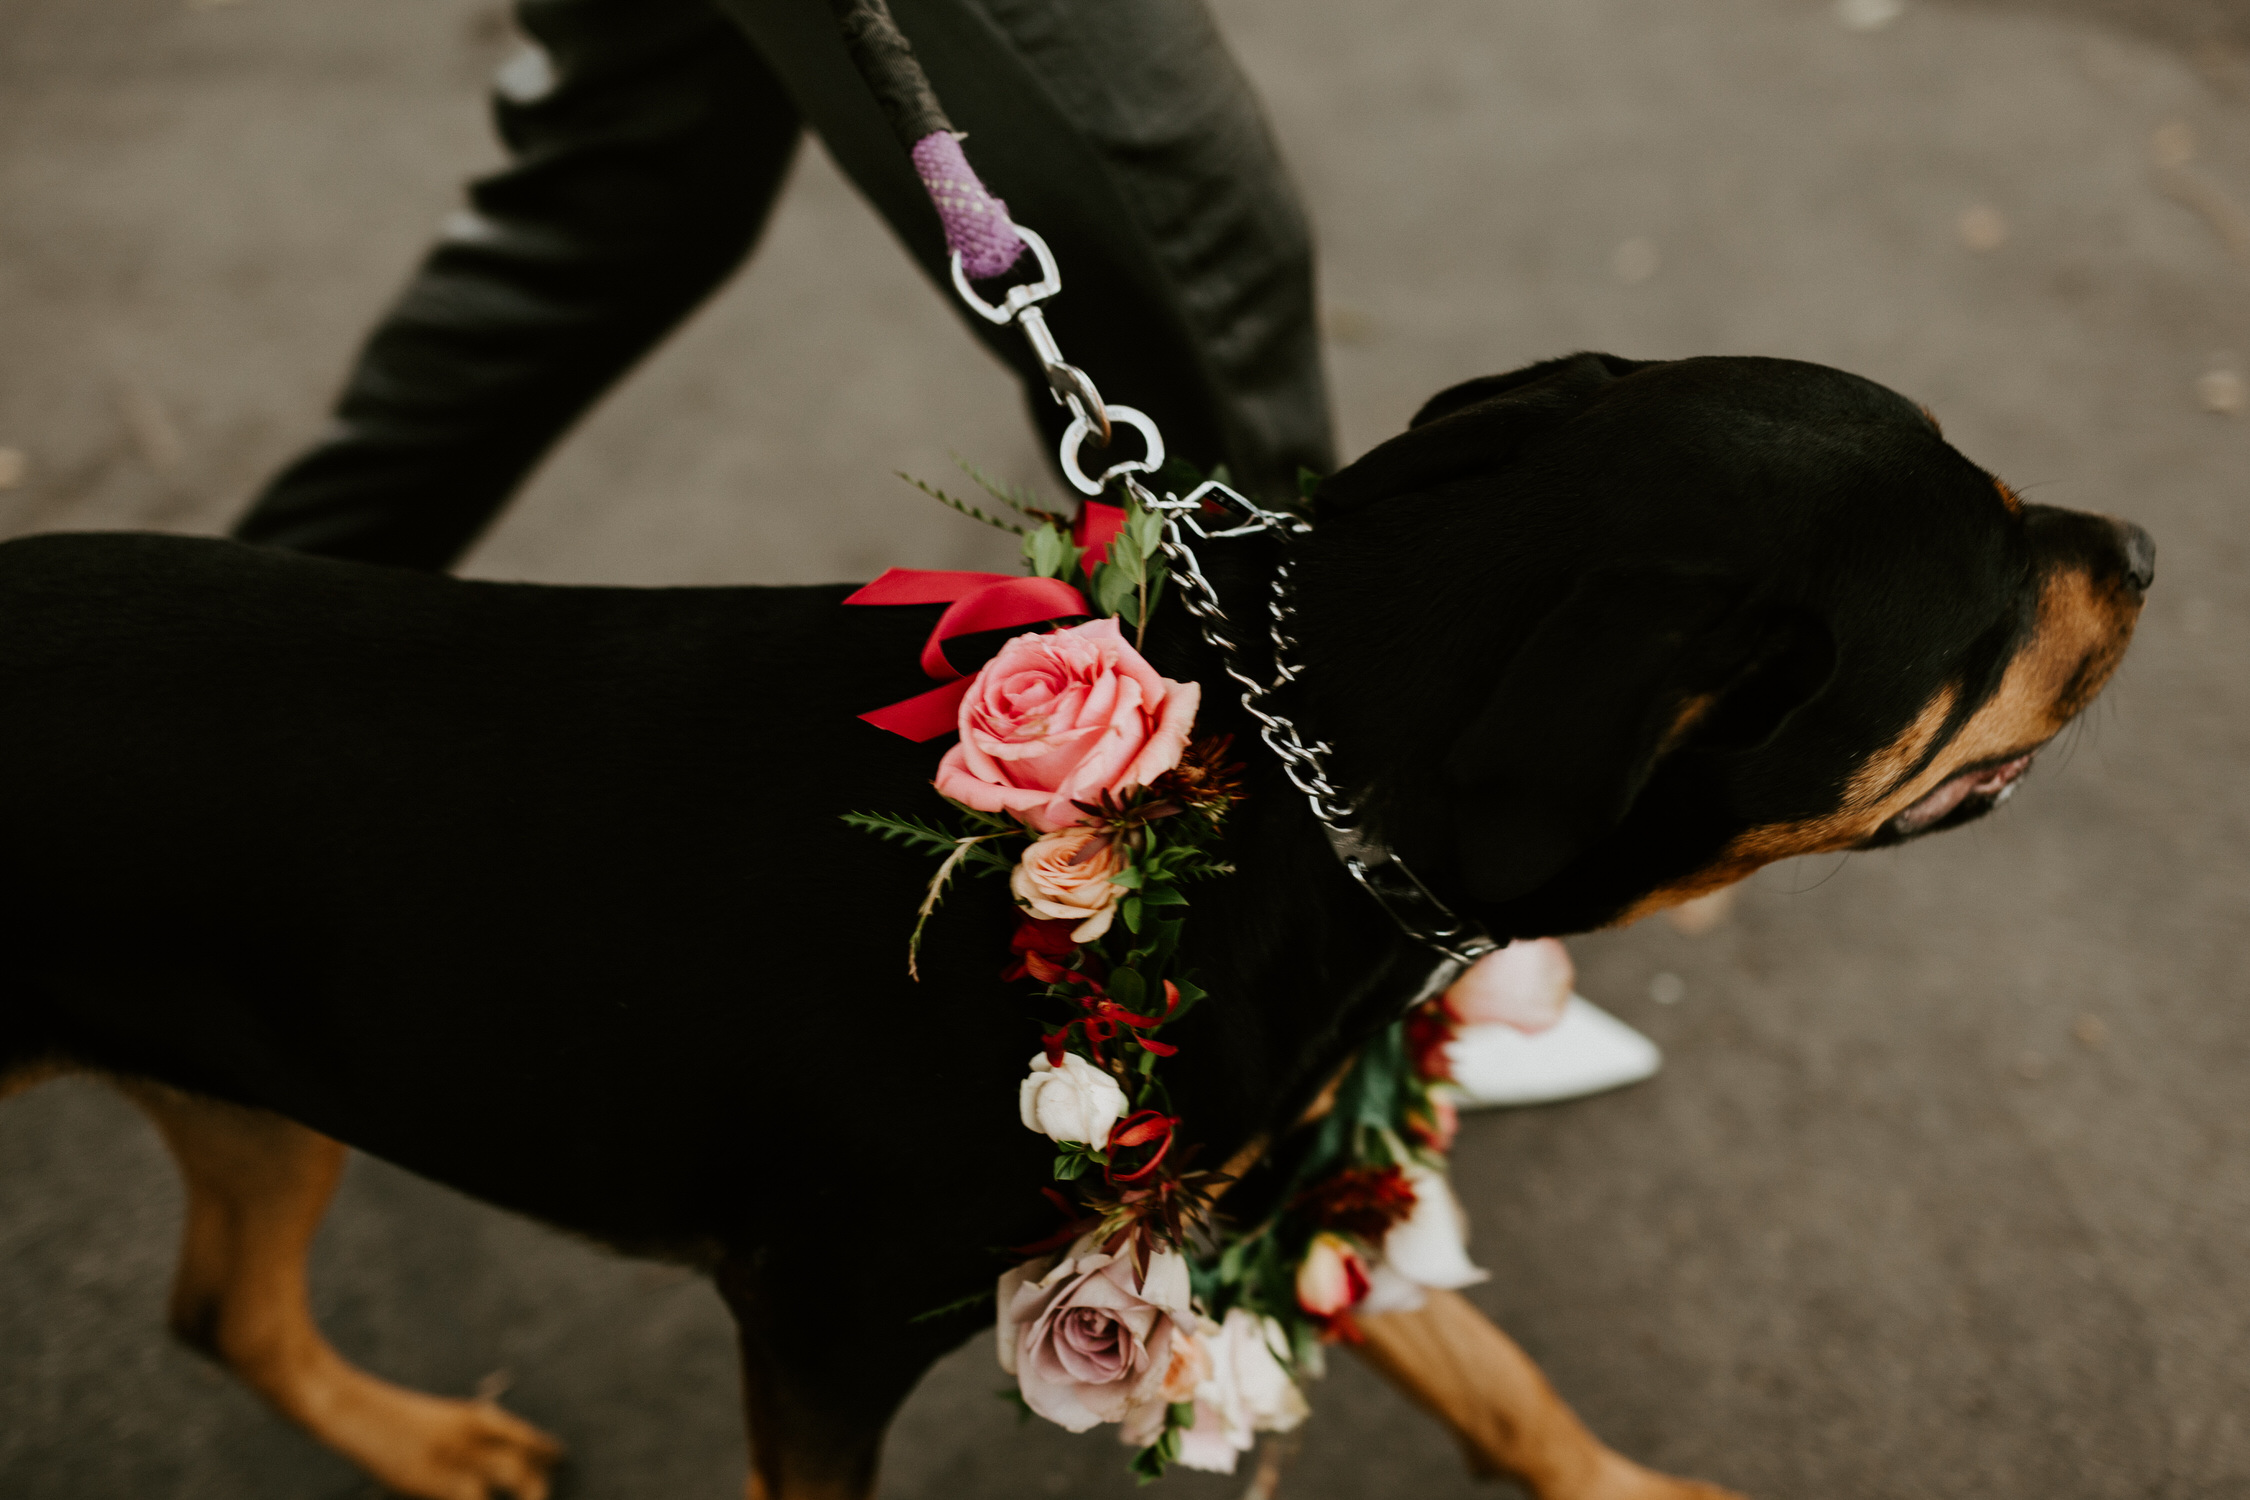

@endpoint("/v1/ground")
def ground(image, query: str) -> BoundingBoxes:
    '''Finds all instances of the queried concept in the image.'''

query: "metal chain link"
[1133,478,1499,970]
[1130,478,1355,827]
[957,233,1498,972]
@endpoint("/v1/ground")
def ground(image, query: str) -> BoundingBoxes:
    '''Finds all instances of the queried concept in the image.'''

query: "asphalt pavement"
[1,0,2246,1496]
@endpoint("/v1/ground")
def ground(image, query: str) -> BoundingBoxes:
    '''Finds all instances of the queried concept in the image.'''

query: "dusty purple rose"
[997,1239,1193,1432]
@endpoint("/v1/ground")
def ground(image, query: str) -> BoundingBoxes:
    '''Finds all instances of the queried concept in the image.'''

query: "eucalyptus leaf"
[1024,523,1074,579]
[1109,967,1146,1013]
[1093,560,1137,619]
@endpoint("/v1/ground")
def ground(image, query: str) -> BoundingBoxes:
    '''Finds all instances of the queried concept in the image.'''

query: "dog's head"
[1296,353,2149,939]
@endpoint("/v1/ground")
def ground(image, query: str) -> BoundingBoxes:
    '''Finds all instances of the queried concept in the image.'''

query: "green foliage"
[1087,483,1172,638]
[1022,520,1077,580]
[896,472,1027,535]
[840,811,1012,873]
[1127,1407,1191,1483]
[955,456,1052,521]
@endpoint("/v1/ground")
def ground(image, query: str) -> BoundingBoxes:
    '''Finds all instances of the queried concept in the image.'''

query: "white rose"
[1361,1161,1489,1315]
[1018,1051,1130,1146]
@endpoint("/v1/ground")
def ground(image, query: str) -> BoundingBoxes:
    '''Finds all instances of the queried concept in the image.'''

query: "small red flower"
[1404,1000,1456,1082]
[1103,1109,1179,1184]
[1294,1163,1420,1240]
[1003,916,1082,981]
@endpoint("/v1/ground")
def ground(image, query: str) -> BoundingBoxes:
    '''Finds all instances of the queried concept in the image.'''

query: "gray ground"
[1,0,2246,1496]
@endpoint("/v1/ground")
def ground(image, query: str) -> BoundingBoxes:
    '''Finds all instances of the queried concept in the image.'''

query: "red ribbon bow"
[843,503,1125,741]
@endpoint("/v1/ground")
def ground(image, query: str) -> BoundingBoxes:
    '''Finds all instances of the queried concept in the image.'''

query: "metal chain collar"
[949,231,1501,976]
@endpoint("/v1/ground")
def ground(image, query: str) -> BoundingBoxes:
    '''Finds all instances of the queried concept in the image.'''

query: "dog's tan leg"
[1355,1289,1745,1500]
[117,1079,562,1500]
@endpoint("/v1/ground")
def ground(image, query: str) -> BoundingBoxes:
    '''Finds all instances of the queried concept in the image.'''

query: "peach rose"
[935,618,1201,832]
[1010,827,1128,942]
[997,1240,1195,1432]
[1117,1321,1214,1450]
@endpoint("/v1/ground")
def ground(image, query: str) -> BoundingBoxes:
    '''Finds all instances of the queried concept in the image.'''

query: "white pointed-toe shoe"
[1446,996,1662,1109]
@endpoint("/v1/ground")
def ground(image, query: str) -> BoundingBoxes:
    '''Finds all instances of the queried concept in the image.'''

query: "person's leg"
[233,0,803,569]
[720,0,1333,502]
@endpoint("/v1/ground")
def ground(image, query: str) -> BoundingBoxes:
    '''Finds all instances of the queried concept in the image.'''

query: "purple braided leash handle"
[827,0,1026,280]
[910,132,1027,281]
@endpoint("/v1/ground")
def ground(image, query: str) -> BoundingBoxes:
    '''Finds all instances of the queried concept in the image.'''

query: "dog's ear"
[1445,563,1835,903]
[1316,353,1650,516]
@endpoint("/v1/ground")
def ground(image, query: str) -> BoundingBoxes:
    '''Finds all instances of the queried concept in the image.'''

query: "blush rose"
[1443,937,1573,1034]
[997,1240,1195,1432]
[1152,1309,1309,1474]
[1010,827,1127,942]
[935,618,1201,832]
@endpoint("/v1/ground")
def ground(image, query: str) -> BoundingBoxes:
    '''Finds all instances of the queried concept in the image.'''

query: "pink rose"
[1444,938,1573,1034]
[1010,827,1128,942]
[997,1240,1194,1432]
[935,618,1202,832]
[1294,1232,1371,1321]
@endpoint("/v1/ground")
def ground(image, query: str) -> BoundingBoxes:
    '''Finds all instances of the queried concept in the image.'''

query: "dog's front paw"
[300,1373,563,1500]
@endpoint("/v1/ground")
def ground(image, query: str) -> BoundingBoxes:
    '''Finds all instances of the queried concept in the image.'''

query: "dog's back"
[0,532,1000,1253]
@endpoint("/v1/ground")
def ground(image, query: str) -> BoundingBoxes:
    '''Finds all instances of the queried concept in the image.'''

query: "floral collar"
[847,475,1541,1479]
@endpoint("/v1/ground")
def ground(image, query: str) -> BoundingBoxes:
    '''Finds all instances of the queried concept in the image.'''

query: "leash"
[826,0,1500,981]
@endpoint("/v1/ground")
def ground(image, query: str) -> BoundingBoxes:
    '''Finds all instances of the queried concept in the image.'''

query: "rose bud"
[1018,1051,1129,1146]
[1294,1232,1372,1320]
[1443,937,1573,1035]
[1405,1093,1459,1153]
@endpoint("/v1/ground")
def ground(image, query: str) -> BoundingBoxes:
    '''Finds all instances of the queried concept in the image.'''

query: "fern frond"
[895,473,1025,535]
[842,810,974,857]
[953,456,1053,521]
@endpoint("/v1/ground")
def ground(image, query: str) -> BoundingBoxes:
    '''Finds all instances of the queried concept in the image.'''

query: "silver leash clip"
[949,222,1147,495]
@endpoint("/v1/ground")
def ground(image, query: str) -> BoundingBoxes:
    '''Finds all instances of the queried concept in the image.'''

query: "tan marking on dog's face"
[1655,692,1718,759]
[1613,554,2140,925]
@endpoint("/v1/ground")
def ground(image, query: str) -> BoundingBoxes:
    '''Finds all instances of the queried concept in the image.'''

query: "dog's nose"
[2116,520,2156,595]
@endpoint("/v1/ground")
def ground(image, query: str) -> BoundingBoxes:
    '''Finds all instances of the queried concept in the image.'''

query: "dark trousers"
[233,0,1333,569]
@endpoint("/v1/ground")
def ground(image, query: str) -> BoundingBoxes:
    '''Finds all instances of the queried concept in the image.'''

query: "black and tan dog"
[0,354,2148,1500]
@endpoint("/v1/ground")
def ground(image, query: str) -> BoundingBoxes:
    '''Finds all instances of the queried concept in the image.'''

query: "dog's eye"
[1888,752,2036,838]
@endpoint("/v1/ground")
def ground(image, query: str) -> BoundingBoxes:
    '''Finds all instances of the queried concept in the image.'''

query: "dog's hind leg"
[1355,1289,1746,1500]
[116,1079,563,1500]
